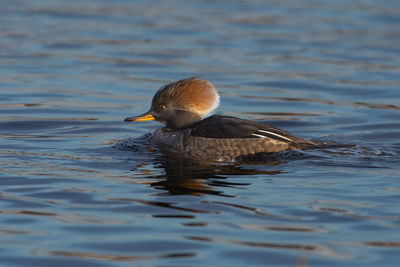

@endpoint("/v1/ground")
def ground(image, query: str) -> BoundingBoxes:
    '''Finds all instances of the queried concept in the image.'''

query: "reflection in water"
[136,147,284,196]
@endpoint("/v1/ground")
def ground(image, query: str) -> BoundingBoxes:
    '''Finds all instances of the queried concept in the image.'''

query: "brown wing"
[188,115,302,143]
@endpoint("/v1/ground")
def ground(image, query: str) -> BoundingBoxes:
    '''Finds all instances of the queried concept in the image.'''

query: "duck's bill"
[124,112,155,122]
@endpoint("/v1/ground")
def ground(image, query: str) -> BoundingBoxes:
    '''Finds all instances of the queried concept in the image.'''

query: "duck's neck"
[166,110,202,129]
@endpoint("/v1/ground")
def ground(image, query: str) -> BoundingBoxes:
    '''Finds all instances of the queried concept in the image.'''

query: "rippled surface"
[1,0,400,266]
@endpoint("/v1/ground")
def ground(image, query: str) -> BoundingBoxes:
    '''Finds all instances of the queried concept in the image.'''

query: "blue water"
[1,0,400,266]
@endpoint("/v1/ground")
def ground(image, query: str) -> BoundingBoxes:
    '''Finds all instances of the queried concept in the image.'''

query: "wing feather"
[189,115,297,143]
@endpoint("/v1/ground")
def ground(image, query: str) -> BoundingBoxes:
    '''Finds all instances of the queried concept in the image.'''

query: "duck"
[124,77,317,161]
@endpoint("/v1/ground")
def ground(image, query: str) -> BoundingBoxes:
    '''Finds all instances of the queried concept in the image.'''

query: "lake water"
[1,0,400,266]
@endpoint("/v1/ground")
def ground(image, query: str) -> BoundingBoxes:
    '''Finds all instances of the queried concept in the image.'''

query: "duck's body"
[125,77,317,161]
[152,114,316,161]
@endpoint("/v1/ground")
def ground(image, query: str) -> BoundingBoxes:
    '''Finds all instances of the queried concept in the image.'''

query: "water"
[1,0,400,266]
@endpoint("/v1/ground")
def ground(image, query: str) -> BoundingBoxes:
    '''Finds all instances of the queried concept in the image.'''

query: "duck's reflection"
[147,151,284,196]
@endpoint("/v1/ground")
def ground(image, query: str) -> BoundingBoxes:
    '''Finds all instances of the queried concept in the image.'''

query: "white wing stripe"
[251,133,266,138]
[257,130,292,142]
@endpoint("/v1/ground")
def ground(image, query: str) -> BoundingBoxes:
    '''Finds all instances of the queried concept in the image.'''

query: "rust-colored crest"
[152,77,220,117]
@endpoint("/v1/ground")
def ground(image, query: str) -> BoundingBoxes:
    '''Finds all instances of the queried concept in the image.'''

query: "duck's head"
[124,77,220,129]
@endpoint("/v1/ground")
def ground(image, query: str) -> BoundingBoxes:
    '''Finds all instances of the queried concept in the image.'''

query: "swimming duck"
[125,77,317,161]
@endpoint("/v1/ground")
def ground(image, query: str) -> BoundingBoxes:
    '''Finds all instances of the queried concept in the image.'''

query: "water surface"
[1,0,400,266]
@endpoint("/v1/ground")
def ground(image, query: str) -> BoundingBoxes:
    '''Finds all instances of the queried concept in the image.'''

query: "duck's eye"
[159,105,166,110]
